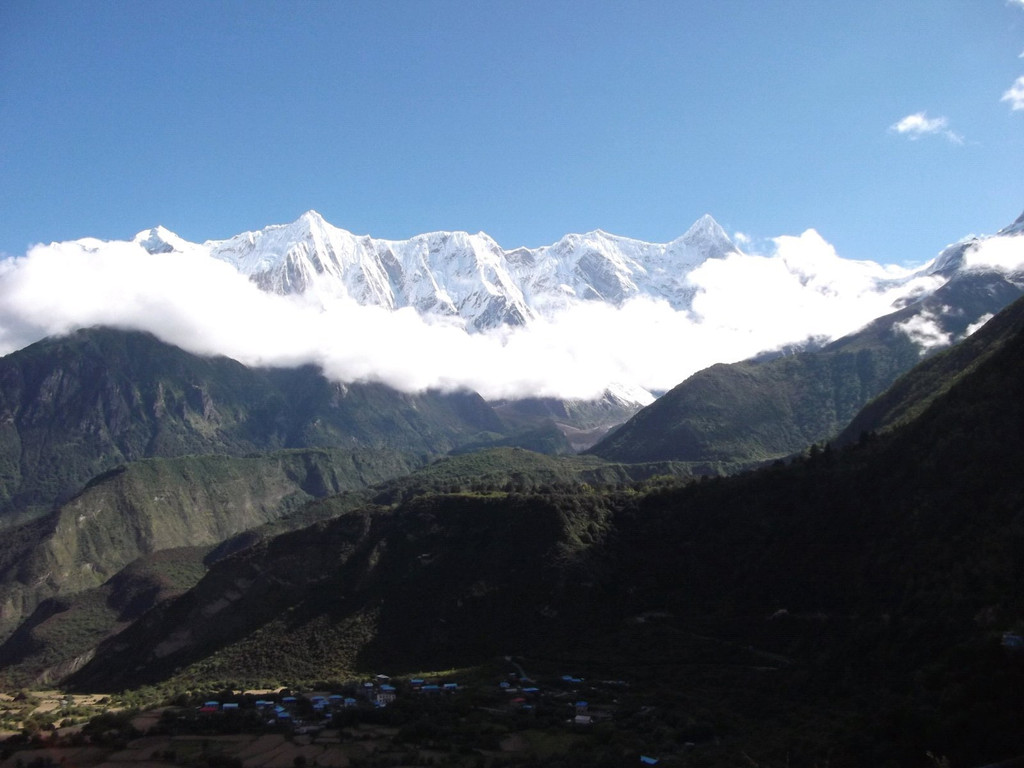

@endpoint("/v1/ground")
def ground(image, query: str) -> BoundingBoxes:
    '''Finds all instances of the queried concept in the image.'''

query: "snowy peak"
[133,226,190,255]
[199,213,752,330]
[121,208,1024,343]
[676,213,736,260]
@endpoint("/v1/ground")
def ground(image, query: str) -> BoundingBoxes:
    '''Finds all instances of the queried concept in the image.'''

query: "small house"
[574,701,591,725]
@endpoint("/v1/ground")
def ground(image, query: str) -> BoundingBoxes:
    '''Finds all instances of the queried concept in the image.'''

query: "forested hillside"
[62,295,1024,766]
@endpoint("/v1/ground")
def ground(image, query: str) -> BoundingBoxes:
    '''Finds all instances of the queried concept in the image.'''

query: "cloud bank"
[0,232,949,401]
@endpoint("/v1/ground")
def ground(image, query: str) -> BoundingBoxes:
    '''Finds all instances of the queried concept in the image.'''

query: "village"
[0,662,692,767]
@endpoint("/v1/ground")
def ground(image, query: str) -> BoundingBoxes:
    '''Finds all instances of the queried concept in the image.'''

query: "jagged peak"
[680,213,728,241]
[133,226,188,254]
[673,213,736,258]
[297,209,327,226]
[280,209,333,237]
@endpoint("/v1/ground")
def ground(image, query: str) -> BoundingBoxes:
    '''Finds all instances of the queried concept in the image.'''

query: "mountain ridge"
[588,217,1024,466]
[0,327,512,522]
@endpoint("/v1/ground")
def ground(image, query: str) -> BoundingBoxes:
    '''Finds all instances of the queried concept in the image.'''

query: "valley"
[0,211,1021,766]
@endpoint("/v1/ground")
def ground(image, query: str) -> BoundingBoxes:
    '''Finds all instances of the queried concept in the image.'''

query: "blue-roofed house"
[574,701,591,725]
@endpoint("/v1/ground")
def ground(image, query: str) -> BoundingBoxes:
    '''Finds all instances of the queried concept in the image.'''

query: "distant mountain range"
[128,210,1022,347]
[135,211,741,332]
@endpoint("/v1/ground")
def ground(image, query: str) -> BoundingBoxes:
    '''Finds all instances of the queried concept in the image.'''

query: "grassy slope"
[0,448,420,641]
[589,329,921,466]
[839,291,1024,442]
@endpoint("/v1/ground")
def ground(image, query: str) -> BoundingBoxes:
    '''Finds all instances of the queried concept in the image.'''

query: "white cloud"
[889,112,964,143]
[1002,76,1024,111]
[964,313,994,338]
[893,309,954,353]
[961,236,1024,271]
[0,233,944,401]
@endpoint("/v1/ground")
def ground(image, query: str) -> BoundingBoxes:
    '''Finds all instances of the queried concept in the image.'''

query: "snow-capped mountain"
[136,210,741,332]
[11,208,1023,448]
[135,209,1024,338]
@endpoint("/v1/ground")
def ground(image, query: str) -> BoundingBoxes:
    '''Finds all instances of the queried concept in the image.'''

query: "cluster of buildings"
[195,673,465,724]
[189,669,667,765]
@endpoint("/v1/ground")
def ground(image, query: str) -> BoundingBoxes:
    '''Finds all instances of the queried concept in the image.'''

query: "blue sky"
[2,1,1023,265]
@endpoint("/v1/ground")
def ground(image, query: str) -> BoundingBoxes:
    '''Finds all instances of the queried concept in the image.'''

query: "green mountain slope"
[0,327,506,522]
[0,448,419,641]
[0,546,209,686]
[65,293,1024,765]
[0,448,692,686]
[589,269,1024,467]
[838,291,1024,443]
